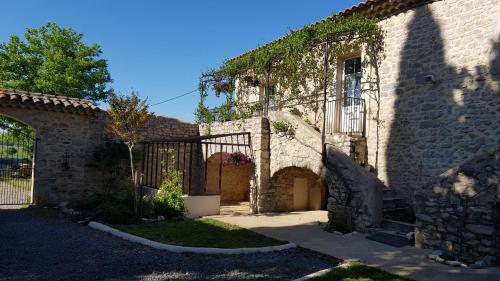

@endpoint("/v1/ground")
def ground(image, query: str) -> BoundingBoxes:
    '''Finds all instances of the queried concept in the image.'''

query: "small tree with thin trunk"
[108,91,151,182]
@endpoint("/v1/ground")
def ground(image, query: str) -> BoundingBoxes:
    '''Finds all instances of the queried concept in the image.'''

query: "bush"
[94,201,136,224]
[93,185,137,224]
[141,170,184,218]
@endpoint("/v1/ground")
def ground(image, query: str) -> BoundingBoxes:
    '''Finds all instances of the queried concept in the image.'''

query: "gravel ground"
[0,207,338,281]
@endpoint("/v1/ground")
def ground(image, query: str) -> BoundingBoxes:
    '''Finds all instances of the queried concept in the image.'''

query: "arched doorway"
[0,115,36,205]
[205,152,252,213]
[270,167,326,212]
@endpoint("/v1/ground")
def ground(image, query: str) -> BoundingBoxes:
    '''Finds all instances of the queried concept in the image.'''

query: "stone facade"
[0,105,107,205]
[230,0,500,206]
[203,111,383,230]
[363,0,500,202]
[414,148,500,264]
[270,166,326,212]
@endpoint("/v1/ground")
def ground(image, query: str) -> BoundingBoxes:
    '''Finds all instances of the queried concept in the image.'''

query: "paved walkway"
[212,210,500,281]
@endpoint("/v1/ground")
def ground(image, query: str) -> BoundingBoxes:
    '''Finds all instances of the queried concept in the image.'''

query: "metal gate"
[0,126,36,205]
[140,133,252,195]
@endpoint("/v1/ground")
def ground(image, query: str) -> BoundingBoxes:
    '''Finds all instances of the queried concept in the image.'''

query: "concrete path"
[212,210,500,281]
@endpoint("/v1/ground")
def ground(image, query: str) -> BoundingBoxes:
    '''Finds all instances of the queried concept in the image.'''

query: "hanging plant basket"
[212,81,232,97]
[222,152,252,166]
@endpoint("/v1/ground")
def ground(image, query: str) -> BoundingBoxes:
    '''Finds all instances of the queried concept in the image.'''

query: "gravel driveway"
[0,207,337,281]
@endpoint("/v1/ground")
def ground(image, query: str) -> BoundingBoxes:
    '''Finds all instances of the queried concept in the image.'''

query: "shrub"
[141,170,185,218]
[93,185,137,224]
[272,120,296,136]
[155,170,184,217]
[94,201,136,224]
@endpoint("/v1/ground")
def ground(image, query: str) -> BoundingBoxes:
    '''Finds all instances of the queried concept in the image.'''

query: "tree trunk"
[128,143,135,182]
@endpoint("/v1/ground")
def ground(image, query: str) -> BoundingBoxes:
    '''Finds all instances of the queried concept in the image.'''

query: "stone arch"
[0,114,36,204]
[205,152,252,203]
[270,166,326,212]
[0,90,106,205]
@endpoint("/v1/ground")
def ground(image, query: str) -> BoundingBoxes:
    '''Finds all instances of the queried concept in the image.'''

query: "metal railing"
[209,96,366,136]
[325,97,366,136]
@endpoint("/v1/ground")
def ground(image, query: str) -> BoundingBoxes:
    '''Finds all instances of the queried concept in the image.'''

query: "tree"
[108,91,151,181]
[0,22,112,102]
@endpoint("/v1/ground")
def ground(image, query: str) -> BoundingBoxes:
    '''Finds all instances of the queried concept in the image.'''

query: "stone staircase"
[366,188,416,247]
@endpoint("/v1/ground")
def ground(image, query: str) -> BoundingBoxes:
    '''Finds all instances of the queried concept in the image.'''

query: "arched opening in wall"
[0,115,36,205]
[205,152,252,214]
[270,167,326,212]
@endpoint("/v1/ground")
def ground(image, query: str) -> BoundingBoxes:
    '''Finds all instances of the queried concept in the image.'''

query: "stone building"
[198,0,500,263]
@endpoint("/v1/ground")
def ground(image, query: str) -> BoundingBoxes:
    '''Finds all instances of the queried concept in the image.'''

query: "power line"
[150,89,198,107]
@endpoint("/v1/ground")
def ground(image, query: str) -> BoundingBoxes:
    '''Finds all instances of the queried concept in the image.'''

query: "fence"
[140,133,252,195]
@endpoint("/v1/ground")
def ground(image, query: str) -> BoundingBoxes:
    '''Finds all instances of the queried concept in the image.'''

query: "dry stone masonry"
[415,148,500,265]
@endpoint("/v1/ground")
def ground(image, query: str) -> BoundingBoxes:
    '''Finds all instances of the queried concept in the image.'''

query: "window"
[343,57,362,104]
[264,85,276,112]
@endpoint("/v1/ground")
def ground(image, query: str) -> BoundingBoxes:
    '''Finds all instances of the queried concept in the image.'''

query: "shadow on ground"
[0,207,336,281]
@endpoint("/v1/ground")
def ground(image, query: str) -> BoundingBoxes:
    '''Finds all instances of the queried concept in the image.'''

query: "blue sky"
[2,0,361,122]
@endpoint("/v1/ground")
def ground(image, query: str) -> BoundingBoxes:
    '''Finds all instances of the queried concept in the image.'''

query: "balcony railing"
[209,96,366,136]
[325,97,365,136]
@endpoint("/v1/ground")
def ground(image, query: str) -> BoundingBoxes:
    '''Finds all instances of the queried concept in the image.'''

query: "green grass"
[113,218,287,248]
[311,262,409,281]
[1,178,31,189]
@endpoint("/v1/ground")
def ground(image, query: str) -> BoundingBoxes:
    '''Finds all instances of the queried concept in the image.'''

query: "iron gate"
[0,126,36,205]
[140,133,252,195]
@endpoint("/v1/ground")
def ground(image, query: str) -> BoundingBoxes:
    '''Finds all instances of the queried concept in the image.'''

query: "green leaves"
[0,22,112,102]
[196,15,383,125]
[108,91,151,146]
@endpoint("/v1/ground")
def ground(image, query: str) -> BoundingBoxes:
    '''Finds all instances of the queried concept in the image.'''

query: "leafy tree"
[108,91,151,181]
[0,22,112,102]
[6,147,17,155]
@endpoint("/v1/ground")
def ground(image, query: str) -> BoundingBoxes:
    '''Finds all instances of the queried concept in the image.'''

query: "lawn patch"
[311,262,408,281]
[113,218,286,249]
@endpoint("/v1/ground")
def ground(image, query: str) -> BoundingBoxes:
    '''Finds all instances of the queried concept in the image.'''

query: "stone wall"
[270,166,326,212]
[141,115,199,141]
[200,117,270,212]
[414,148,500,264]
[0,105,200,206]
[205,152,251,201]
[364,0,500,202]
[0,105,107,205]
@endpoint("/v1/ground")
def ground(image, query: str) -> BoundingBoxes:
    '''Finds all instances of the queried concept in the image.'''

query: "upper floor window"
[343,57,362,100]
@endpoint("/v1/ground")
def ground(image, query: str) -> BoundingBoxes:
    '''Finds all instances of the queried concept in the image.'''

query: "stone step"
[366,230,411,247]
[383,188,396,196]
[382,199,409,209]
[381,219,415,233]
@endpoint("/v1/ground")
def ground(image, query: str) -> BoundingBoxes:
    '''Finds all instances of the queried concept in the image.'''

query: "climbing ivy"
[196,15,384,125]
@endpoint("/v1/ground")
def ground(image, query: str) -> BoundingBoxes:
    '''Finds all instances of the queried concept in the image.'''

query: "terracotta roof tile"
[0,89,99,114]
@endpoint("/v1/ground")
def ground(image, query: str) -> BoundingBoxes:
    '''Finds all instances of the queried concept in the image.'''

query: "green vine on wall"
[195,15,384,125]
